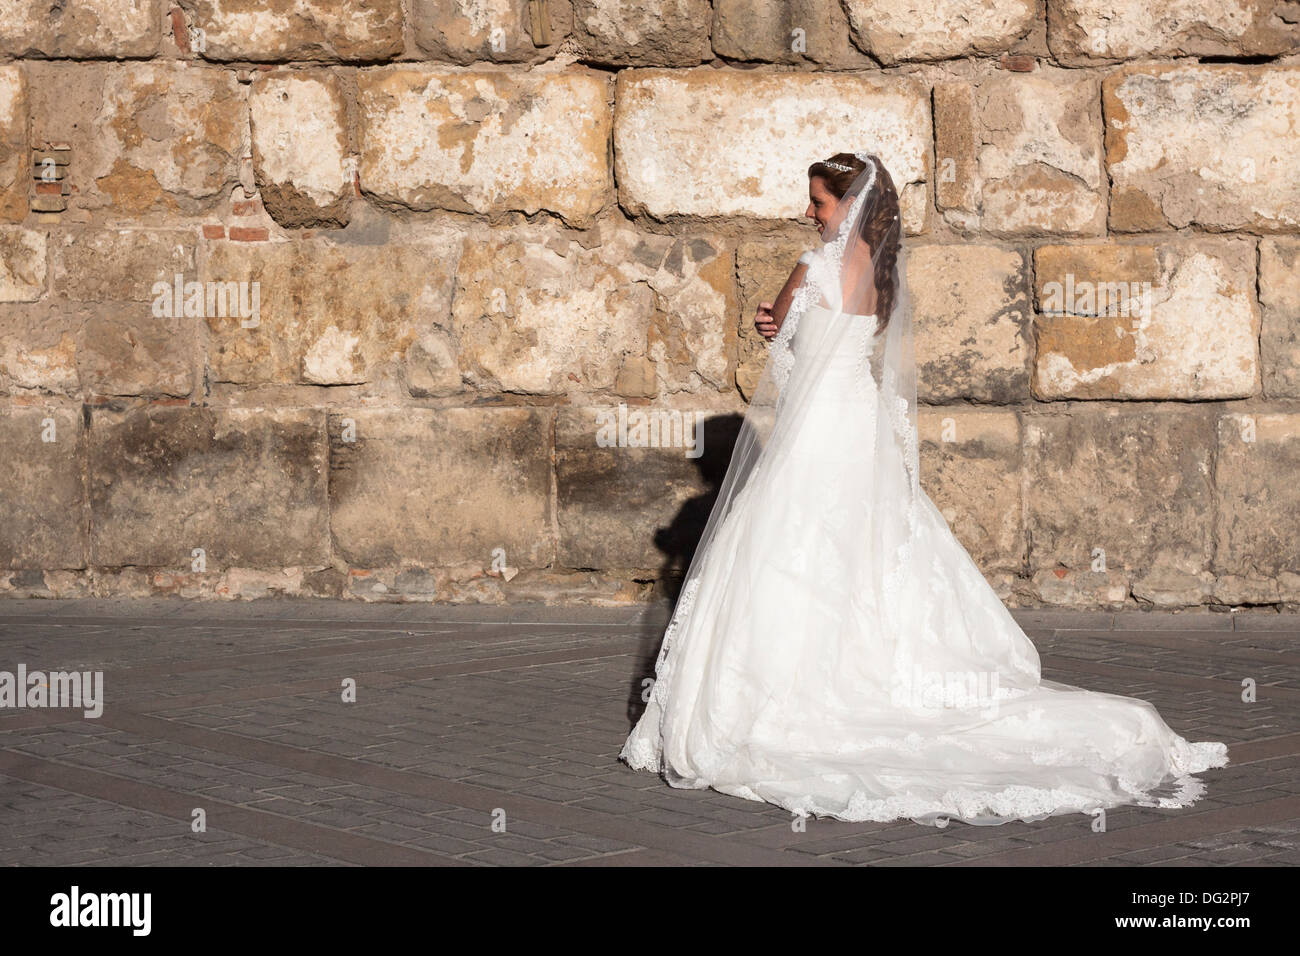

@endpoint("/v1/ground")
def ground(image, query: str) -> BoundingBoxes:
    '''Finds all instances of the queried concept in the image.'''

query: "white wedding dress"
[621,302,1229,826]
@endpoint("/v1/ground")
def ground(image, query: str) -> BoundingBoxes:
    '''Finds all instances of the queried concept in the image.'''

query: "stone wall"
[1,1,1298,609]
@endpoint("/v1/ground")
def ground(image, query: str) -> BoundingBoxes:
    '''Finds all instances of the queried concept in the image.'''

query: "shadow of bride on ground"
[624,412,745,729]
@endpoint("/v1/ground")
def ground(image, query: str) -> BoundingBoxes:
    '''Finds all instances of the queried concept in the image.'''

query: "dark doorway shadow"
[624,412,745,729]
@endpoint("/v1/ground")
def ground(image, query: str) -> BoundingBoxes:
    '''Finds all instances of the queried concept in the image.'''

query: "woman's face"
[805,175,839,240]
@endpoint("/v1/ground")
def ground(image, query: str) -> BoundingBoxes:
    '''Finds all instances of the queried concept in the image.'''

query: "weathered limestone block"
[357,70,611,226]
[0,407,86,570]
[250,72,351,228]
[714,0,795,61]
[412,0,575,62]
[933,82,977,215]
[844,0,1037,63]
[343,565,451,603]
[203,230,461,389]
[51,229,196,301]
[556,406,736,570]
[1212,573,1280,606]
[89,407,329,568]
[0,0,162,58]
[1049,0,1300,64]
[1032,240,1258,399]
[1215,412,1300,582]
[342,564,462,604]
[1031,567,1133,608]
[955,67,1106,236]
[453,222,733,396]
[909,244,1031,402]
[572,0,712,65]
[184,0,404,61]
[1280,572,1300,605]
[3,237,194,392]
[213,567,312,601]
[713,0,862,65]
[0,66,26,224]
[0,305,79,394]
[77,304,195,398]
[1025,409,1215,593]
[500,569,651,606]
[0,228,45,302]
[735,237,808,398]
[1,569,89,599]
[405,326,462,398]
[615,69,931,233]
[1104,65,1300,232]
[1260,238,1300,399]
[918,408,1023,571]
[28,62,248,221]
[329,408,553,568]
[1130,567,1215,608]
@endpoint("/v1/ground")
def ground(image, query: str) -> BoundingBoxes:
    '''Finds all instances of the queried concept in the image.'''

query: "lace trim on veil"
[770,194,859,390]
[776,738,1228,825]
[618,579,701,773]
[881,361,920,608]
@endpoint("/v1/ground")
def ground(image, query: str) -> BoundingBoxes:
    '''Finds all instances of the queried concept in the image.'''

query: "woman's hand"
[755,302,779,341]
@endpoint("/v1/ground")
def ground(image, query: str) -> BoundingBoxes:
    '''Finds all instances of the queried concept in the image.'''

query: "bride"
[619,151,1229,826]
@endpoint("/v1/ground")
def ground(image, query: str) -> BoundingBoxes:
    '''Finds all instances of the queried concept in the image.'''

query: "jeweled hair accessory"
[821,151,877,173]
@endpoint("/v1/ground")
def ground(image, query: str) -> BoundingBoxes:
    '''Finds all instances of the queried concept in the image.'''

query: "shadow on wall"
[624,412,745,729]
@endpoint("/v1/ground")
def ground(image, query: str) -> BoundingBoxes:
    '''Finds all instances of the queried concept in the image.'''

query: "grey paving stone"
[0,600,1294,866]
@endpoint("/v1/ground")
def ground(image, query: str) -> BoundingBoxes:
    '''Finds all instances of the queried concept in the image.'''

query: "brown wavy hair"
[807,152,901,333]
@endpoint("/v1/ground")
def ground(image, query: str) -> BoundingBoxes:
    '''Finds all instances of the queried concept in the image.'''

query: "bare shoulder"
[844,235,874,275]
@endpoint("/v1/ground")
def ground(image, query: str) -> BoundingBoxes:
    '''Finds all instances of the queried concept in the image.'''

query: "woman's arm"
[754,259,810,341]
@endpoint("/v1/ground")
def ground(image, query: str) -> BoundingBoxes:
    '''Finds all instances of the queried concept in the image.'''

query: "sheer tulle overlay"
[620,302,1229,826]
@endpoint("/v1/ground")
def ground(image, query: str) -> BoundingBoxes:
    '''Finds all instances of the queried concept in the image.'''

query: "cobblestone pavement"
[0,599,1295,866]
